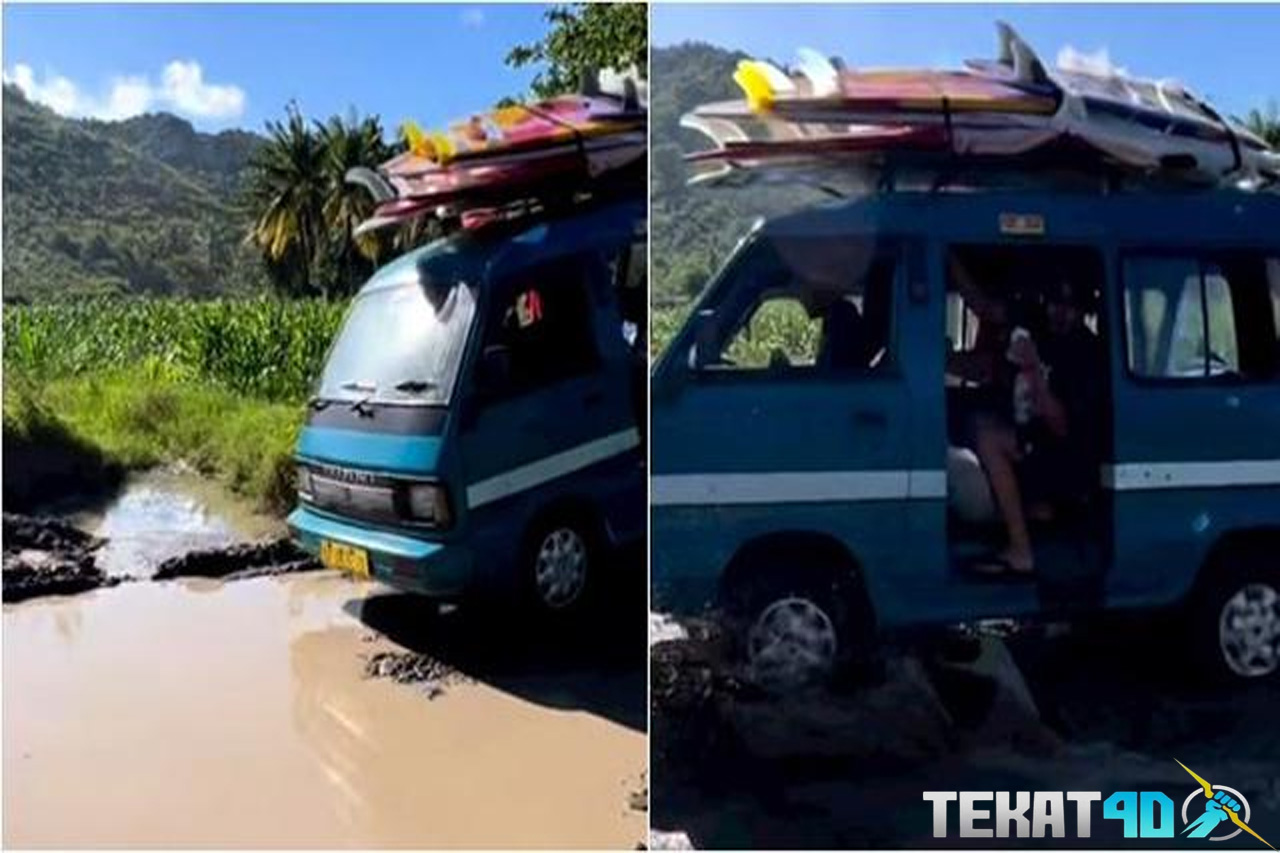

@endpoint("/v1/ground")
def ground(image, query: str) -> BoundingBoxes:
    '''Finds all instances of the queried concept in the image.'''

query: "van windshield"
[317,280,476,406]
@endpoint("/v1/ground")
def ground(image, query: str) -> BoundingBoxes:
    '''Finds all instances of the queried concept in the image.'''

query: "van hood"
[295,405,448,477]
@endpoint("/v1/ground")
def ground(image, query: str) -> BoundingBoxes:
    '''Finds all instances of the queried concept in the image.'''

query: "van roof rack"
[688,145,1280,198]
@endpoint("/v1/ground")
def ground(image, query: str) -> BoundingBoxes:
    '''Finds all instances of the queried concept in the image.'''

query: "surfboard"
[684,22,1279,185]
[351,72,646,234]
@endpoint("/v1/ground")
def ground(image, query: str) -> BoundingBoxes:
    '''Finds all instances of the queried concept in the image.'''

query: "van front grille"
[301,463,402,526]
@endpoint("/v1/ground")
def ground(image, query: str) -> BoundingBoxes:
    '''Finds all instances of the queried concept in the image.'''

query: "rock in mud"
[363,650,470,698]
[152,537,319,580]
[2,514,114,603]
[3,512,103,553]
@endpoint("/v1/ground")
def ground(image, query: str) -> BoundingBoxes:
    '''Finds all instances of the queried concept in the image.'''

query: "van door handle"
[853,409,887,428]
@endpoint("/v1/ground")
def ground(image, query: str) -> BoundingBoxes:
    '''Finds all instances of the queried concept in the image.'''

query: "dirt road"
[651,616,1280,849]
[3,474,647,849]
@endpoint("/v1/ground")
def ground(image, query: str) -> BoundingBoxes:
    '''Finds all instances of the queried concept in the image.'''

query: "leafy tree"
[506,3,648,98]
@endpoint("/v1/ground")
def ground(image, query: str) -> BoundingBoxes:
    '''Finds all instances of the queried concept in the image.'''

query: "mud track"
[2,513,319,602]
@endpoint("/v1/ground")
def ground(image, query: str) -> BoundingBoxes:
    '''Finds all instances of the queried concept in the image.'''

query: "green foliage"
[245,105,399,299]
[2,84,269,299]
[506,3,648,98]
[650,44,825,311]
[3,298,346,402]
[1244,100,1280,148]
[4,369,304,513]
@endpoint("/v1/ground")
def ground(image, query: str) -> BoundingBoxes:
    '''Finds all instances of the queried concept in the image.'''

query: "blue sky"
[653,4,1280,120]
[2,4,551,133]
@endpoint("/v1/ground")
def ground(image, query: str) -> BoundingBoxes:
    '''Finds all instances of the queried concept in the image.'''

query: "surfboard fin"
[996,21,1051,87]
[734,60,776,112]
[344,166,396,204]
[795,48,840,97]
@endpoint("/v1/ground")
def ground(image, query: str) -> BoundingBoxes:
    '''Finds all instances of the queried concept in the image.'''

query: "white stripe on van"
[651,469,947,507]
[1102,461,1280,491]
[466,428,641,509]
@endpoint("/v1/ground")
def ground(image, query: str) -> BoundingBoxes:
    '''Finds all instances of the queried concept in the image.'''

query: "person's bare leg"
[974,420,1034,572]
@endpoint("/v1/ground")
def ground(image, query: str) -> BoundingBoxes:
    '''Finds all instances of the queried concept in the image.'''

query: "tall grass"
[3,298,346,402]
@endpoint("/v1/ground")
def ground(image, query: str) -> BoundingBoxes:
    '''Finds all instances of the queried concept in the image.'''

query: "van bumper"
[287,505,473,597]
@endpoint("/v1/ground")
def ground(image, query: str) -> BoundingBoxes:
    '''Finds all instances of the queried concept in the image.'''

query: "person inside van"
[971,275,1102,576]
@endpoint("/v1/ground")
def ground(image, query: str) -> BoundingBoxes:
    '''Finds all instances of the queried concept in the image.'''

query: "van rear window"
[1124,253,1280,382]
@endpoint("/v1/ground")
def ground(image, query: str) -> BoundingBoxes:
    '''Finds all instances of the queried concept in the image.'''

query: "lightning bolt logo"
[1176,760,1275,850]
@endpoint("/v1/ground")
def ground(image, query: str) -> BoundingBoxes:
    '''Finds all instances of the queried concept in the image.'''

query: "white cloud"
[460,8,485,29]
[1056,45,1129,78]
[2,60,245,122]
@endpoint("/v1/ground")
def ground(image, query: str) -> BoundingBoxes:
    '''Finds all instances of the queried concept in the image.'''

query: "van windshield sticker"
[516,289,544,328]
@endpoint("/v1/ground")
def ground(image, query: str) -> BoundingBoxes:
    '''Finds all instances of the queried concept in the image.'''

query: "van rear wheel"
[1192,554,1279,682]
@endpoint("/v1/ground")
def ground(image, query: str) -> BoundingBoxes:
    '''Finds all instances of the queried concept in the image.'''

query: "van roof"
[358,195,644,296]
[760,186,1280,247]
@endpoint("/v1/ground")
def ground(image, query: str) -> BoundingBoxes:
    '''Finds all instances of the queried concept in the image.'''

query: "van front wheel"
[726,568,869,694]
[524,516,595,614]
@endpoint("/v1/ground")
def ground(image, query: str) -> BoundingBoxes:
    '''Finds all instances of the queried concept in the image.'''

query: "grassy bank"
[3,296,342,514]
[4,368,305,515]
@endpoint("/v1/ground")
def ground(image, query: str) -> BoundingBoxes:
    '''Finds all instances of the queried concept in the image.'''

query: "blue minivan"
[289,197,646,614]
[652,182,1280,688]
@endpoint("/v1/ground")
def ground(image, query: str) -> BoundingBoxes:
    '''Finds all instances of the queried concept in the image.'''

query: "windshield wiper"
[393,378,437,394]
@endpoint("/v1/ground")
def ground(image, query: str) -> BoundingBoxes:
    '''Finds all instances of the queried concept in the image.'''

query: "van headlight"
[404,482,451,527]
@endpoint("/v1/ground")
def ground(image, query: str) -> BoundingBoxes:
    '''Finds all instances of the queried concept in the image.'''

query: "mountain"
[651,43,825,306]
[2,84,269,299]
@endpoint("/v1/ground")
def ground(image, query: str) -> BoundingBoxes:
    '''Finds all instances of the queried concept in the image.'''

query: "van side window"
[483,257,600,397]
[699,236,895,375]
[1125,253,1278,381]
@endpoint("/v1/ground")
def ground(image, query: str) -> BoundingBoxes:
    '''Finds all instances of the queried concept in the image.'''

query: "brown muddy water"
[4,476,647,849]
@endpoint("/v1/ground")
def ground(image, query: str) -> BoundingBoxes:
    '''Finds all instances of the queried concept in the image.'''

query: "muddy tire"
[520,511,598,618]
[724,560,875,694]
[1189,551,1279,683]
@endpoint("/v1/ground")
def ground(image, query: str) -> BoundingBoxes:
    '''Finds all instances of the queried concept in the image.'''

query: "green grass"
[3,297,343,513]
[4,368,305,514]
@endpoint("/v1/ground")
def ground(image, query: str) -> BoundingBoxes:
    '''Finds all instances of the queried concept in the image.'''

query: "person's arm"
[948,255,1002,325]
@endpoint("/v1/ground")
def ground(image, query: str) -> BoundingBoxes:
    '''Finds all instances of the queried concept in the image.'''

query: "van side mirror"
[691,309,718,370]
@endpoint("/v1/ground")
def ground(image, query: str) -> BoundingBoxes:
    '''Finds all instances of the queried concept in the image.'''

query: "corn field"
[652,302,820,368]
[3,298,347,402]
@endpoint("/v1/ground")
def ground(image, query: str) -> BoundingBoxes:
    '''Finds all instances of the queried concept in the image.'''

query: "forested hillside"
[651,42,824,307]
[2,85,268,299]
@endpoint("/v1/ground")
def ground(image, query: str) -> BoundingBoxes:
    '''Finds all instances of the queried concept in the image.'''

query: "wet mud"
[651,615,1280,849]
[5,575,648,848]
[2,513,118,603]
[4,476,648,848]
[153,537,318,580]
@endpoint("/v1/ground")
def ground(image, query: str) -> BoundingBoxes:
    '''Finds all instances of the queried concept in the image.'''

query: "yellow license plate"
[319,539,370,579]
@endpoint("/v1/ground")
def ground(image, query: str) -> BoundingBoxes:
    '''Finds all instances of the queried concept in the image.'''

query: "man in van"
[972,275,1102,577]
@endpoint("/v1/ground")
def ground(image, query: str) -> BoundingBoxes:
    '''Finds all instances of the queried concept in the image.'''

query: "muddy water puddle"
[68,468,283,578]
[4,571,646,848]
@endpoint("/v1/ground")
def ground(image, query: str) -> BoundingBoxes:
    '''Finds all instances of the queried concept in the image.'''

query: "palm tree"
[1244,101,1280,149]
[317,113,393,286]
[246,103,326,297]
